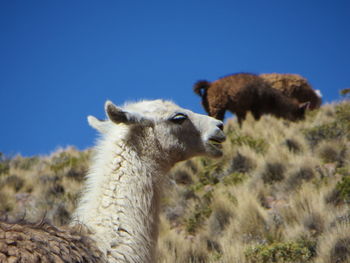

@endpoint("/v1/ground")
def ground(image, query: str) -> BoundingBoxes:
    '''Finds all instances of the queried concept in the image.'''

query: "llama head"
[287,101,310,121]
[88,99,226,166]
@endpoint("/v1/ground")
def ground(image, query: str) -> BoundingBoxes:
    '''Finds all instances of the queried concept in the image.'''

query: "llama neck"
[274,96,298,118]
[72,133,170,263]
[264,90,298,118]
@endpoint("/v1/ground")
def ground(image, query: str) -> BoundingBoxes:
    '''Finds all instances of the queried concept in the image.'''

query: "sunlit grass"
[1,100,349,262]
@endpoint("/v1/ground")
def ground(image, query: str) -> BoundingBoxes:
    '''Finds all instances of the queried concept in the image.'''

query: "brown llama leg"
[251,110,262,121]
[236,111,246,127]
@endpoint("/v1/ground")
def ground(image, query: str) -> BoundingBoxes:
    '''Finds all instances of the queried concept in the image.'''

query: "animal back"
[0,220,103,263]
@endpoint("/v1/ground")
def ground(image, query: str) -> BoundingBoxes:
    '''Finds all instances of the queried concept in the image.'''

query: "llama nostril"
[217,123,224,131]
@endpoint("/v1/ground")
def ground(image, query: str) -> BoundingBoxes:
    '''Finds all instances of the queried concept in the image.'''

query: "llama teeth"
[208,138,223,148]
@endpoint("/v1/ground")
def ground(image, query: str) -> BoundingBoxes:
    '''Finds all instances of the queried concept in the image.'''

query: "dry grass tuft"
[316,223,350,263]
[261,161,286,184]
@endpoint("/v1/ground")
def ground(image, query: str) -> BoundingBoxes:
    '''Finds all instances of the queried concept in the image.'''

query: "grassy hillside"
[1,100,350,263]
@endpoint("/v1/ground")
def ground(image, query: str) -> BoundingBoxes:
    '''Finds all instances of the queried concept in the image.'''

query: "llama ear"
[105,101,129,124]
[105,100,150,125]
[87,116,109,133]
[315,89,322,98]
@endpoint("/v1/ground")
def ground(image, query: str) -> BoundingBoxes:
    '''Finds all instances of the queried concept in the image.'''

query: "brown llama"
[194,73,310,126]
[260,73,322,110]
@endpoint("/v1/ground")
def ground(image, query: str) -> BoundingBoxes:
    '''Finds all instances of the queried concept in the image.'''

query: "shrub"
[294,167,315,181]
[195,161,222,187]
[206,238,221,253]
[65,165,87,182]
[318,144,340,164]
[336,176,350,203]
[164,205,185,222]
[13,156,40,170]
[330,237,350,263]
[330,212,350,227]
[0,162,9,175]
[262,162,286,184]
[303,212,325,236]
[46,183,65,197]
[50,152,77,174]
[185,203,212,234]
[335,102,350,127]
[325,188,343,206]
[180,188,196,200]
[284,138,302,153]
[303,102,350,147]
[303,122,345,147]
[228,152,256,173]
[0,191,15,213]
[3,175,25,192]
[185,191,213,234]
[172,170,193,185]
[222,172,246,186]
[50,151,90,182]
[336,167,350,177]
[208,204,233,234]
[229,131,268,154]
[0,153,10,175]
[317,142,348,166]
[52,204,70,226]
[286,166,315,191]
[184,245,208,263]
[245,240,313,263]
[184,160,198,173]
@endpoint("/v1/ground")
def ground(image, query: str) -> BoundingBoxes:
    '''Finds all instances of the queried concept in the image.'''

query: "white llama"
[0,99,225,263]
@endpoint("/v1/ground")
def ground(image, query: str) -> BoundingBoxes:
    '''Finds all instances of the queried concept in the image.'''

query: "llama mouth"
[206,134,226,157]
[208,139,223,149]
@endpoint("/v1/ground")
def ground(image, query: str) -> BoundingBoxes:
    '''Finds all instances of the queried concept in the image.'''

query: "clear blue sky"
[1,0,349,156]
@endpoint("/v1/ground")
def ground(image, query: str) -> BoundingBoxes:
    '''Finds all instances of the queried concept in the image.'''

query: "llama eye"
[170,113,188,124]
